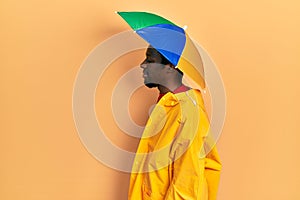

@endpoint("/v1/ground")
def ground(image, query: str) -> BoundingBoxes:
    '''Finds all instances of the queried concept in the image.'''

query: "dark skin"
[140,46,183,94]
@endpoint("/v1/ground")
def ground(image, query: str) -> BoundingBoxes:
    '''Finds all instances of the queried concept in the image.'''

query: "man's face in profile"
[140,47,167,88]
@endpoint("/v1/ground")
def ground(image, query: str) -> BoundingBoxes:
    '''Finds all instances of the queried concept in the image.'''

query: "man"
[128,46,222,200]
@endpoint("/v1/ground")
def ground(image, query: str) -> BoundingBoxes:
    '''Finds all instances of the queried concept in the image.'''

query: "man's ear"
[165,64,176,73]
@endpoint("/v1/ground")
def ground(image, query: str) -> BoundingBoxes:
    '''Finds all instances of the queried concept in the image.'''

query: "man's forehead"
[146,47,160,56]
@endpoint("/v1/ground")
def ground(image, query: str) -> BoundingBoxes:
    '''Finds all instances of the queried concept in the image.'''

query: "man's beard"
[145,83,159,88]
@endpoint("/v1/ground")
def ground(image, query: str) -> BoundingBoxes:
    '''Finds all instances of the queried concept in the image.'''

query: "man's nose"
[140,64,147,69]
[140,60,147,68]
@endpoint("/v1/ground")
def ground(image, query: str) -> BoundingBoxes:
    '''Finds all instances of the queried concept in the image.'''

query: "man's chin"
[145,83,158,88]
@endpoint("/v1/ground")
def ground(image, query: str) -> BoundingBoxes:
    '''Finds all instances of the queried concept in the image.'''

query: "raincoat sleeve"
[204,145,222,200]
[164,119,221,200]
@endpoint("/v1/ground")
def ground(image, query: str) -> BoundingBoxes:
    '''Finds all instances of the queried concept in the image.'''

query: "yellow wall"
[1,0,300,199]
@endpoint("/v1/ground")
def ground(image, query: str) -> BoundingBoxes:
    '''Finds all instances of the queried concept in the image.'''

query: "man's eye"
[146,59,154,63]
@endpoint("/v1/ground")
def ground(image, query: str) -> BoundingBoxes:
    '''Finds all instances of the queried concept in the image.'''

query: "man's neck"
[157,85,171,94]
[157,82,183,94]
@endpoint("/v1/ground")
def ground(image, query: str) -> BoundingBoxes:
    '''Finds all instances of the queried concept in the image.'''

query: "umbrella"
[117,11,205,88]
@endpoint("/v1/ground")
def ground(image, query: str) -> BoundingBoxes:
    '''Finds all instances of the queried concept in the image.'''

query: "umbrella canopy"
[117,11,205,88]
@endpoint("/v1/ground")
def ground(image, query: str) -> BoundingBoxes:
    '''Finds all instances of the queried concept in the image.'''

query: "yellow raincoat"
[129,89,221,200]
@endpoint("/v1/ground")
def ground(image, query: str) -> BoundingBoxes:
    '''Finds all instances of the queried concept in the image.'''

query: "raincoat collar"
[157,84,190,102]
[157,88,203,108]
